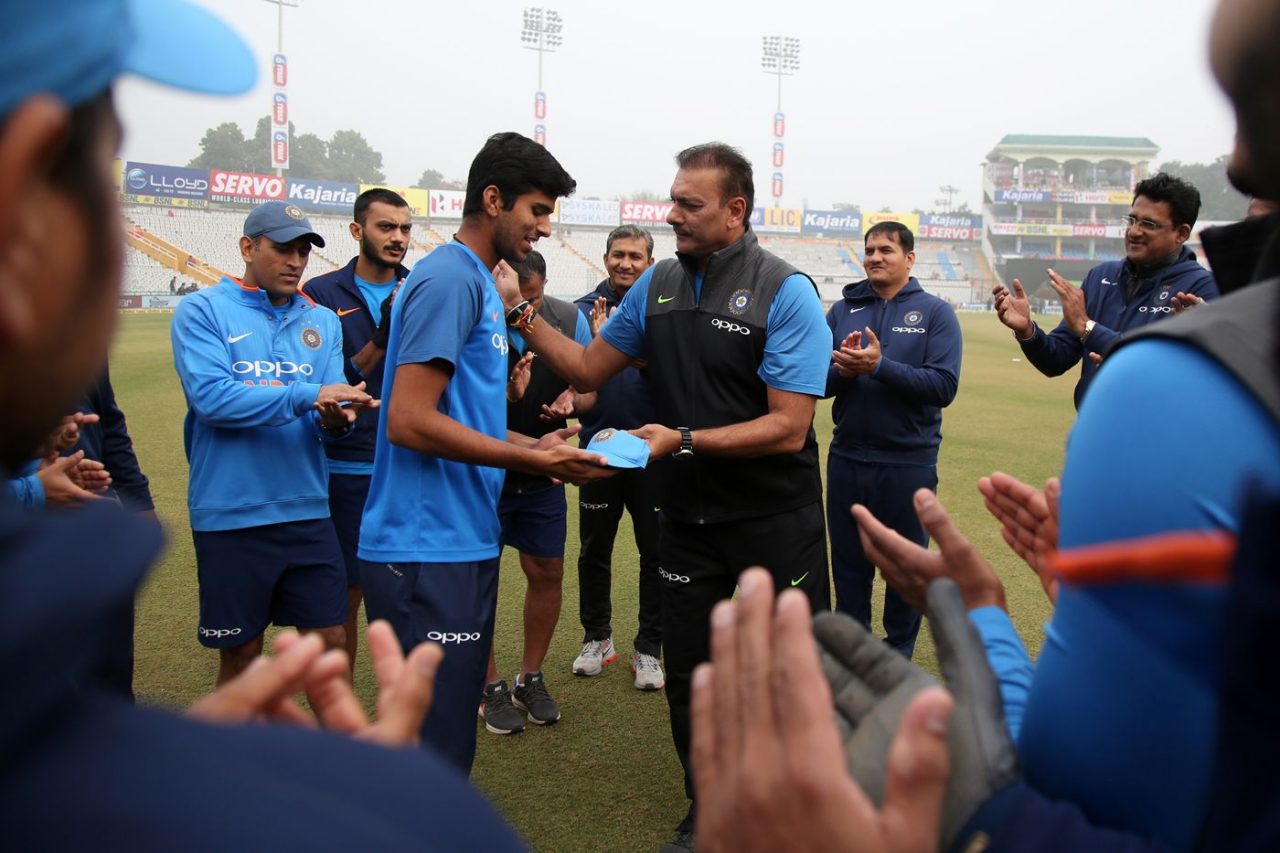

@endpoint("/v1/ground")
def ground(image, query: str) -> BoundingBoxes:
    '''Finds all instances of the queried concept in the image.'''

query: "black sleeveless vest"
[642,230,822,523]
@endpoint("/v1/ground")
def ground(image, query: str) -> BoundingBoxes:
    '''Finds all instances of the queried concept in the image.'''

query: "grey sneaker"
[632,652,665,691]
[512,670,561,725]
[479,680,525,735]
[573,637,618,676]
[659,830,695,852]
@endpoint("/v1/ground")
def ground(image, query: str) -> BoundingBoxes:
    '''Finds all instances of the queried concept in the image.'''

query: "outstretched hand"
[853,489,1006,612]
[187,622,443,749]
[692,568,954,853]
[978,472,1060,604]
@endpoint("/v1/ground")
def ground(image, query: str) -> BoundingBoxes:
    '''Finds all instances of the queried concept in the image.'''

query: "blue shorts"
[360,558,500,775]
[192,517,347,649]
[328,472,371,586]
[498,484,567,558]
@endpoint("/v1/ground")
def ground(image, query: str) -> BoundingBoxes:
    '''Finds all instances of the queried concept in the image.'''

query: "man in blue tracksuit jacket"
[171,201,376,686]
[994,172,1219,408]
[824,221,961,658]
[298,187,412,666]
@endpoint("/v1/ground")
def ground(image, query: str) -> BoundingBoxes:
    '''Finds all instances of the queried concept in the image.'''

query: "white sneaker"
[632,652,665,691]
[572,637,617,676]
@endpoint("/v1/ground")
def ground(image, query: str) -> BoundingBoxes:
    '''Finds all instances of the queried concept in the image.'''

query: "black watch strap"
[674,426,694,458]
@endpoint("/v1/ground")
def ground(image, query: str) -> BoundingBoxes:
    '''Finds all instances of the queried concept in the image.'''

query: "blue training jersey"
[359,242,508,563]
[171,277,346,532]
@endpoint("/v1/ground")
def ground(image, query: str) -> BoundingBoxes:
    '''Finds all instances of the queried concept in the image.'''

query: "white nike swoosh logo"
[849,306,867,313]
[227,332,253,343]
[1101,278,1115,285]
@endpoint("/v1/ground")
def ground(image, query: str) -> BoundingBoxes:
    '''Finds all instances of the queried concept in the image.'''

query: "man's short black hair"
[354,187,409,224]
[864,220,915,252]
[514,249,546,283]
[1134,172,1202,228]
[605,224,654,258]
[675,142,755,213]
[462,132,576,217]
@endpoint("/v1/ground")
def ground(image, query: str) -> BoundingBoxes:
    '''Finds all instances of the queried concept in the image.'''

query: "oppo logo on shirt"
[491,333,509,356]
[232,360,316,379]
[891,327,928,334]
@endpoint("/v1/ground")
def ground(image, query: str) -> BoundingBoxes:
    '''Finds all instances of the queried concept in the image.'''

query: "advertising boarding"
[557,198,621,227]
[286,178,358,213]
[802,209,861,236]
[209,169,286,204]
[124,161,210,208]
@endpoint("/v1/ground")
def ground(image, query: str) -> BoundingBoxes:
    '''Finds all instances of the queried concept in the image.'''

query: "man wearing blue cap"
[0,1,522,848]
[172,200,379,684]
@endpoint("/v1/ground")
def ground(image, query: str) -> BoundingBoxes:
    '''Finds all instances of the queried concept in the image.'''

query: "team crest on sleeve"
[903,310,923,326]
[594,428,615,442]
[1159,290,1170,301]
[284,204,305,220]
[727,288,752,316]
[300,327,323,349]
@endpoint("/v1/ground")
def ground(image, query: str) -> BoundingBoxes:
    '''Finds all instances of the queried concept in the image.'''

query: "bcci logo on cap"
[727,288,752,316]
[903,310,923,326]
[594,428,616,443]
[300,327,322,349]
[285,204,305,220]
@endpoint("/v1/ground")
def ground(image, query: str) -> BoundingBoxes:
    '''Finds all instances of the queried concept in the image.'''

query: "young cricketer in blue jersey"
[172,201,377,685]
[358,132,611,775]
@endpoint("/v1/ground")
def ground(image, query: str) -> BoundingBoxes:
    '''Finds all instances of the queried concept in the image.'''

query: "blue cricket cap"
[585,428,651,470]
[243,201,326,247]
[0,0,257,117]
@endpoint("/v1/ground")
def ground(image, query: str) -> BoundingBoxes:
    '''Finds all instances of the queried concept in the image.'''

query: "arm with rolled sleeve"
[171,297,320,429]
[872,302,962,406]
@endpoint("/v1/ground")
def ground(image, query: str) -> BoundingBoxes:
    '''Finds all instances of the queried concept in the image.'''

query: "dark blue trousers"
[826,455,937,658]
[360,558,499,776]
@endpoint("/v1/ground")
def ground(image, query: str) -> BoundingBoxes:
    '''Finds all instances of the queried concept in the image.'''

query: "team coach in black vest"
[495,142,832,852]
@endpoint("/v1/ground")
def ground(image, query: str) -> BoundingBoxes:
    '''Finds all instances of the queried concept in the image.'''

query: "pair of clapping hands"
[693,472,1060,852]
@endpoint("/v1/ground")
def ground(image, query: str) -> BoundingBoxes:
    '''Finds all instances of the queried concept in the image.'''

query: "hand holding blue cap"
[585,428,651,470]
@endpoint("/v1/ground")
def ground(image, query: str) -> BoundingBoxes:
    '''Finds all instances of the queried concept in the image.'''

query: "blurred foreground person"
[0,2,520,848]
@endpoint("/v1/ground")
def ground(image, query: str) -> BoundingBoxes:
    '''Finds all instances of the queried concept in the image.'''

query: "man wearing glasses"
[992,172,1219,407]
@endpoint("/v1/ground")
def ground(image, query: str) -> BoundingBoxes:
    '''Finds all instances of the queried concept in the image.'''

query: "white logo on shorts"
[427,631,482,645]
[199,626,243,639]
[659,568,691,584]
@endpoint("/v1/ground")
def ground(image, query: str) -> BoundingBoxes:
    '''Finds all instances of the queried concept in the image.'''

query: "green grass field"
[112,310,1075,852]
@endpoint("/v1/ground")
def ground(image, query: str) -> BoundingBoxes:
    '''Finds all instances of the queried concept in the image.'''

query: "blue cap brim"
[124,0,257,96]
[585,430,651,469]
[261,225,326,248]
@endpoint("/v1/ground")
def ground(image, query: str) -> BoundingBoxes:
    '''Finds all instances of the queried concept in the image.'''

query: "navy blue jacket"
[824,278,962,466]
[574,280,655,445]
[1019,246,1218,408]
[71,366,153,511]
[0,487,523,851]
[300,258,410,464]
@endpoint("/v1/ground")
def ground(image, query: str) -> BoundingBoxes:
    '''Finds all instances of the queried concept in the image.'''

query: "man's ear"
[0,96,72,353]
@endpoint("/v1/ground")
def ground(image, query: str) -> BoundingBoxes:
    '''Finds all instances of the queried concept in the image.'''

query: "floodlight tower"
[762,36,800,206]
[522,7,563,147]
[262,0,300,177]
[939,184,959,213]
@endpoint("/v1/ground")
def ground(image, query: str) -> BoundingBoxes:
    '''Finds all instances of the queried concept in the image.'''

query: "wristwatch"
[1080,319,1096,345]
[673,427,694,459]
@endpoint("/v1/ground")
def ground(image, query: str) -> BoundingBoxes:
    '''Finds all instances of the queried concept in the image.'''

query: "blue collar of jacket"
[840,276,924,304]
[1121,245,1201,283]
[330,257,412,298]
[217,275,313,316]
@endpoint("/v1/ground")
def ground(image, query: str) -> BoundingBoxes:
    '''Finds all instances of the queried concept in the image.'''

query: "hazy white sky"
[117,0,1235,213]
